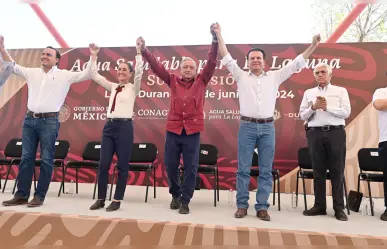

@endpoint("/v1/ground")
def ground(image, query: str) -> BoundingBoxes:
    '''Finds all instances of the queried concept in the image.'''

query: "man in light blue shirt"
[0,53,13,88]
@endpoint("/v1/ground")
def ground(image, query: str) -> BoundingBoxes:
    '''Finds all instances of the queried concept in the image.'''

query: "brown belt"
[241,115,274,123]
[27,110,58,118]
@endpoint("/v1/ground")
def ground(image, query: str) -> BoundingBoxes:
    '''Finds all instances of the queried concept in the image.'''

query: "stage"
[0,181,386,248]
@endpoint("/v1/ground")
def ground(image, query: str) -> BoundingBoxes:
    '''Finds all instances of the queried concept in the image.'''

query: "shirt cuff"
[304,106,315,117]
[2,60,14,67]
[221,53,233,65]
[295,54,307,69]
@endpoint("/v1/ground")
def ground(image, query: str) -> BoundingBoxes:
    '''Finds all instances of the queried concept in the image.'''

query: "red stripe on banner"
[326,3,368,43]
[29,4,69,48]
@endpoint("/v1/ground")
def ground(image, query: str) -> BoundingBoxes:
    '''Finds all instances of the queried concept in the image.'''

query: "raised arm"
[200,24,219,84]
[214,23,244,82]
[273,35,320,86]
[133,42,145,95]
[0,53,13,88]
[0,35,29,80]
[138,37,172,86]
[66,43,98,84]
[326,88,351,119]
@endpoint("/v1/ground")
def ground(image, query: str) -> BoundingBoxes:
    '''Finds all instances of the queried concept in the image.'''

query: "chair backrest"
[54,140,70,159]
[130,143,158,163]
[298,147,313,169]
[357,148,384,172]
[199,144,218,166]
[82,141,101,161]
[4,138,23,158]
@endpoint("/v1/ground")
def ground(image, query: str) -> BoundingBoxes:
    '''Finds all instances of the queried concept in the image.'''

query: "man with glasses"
[299,63,351,221]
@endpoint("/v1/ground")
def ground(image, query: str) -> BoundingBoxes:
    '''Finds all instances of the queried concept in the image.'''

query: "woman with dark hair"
[89,40,144,211]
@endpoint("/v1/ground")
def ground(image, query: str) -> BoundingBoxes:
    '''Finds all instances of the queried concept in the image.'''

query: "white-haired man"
[136,24,218,214]
[299,63,351,221]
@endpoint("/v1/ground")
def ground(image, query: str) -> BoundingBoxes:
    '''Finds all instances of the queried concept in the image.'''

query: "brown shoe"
[27,197,43,207]
[257,210,270,221]
[234,208,247,218]
[2,196,28,206]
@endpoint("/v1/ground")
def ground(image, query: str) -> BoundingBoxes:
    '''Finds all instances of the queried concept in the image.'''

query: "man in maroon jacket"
[137,25,218,214]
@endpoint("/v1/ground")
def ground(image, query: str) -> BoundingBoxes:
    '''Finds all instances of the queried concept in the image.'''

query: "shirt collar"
[41,66,58,74]
[248,70,268,77]
[318,82,331,90]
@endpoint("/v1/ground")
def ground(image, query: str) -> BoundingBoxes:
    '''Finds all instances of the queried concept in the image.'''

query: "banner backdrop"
[0,43,385,193]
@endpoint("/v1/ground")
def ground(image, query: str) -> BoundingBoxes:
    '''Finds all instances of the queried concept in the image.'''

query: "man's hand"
[0,35,4,49]
[312,34,321,46]
[89,43,100,56]
[136,37,143,53]
[312,96,327,111]
[137,36,146,51]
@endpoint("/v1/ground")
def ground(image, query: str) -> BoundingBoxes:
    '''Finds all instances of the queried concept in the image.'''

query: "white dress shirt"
[92,55,144,119]
[372,88,387,143]
[299,83,351,127]
[221,53,307,119]
[2,57,97,113]
[0,54,13,88]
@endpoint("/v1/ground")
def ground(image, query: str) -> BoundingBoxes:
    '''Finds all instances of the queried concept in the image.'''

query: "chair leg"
[356,173,361,193]
[58,166,67,197]
[33,169,37,191]
[145,170,150,203]
[272,175,276,206]
[76,168,79,194]
[301,173,307,211]
[296,171,300,207]
[277,173,281,211]
[213,172,216,207]
[343,178,350,215]
[2,164,13,193]
[366,179,374,216]
[153,166,156,199]
[216,168,220,202]
[93,168,99,200]
[109,167,116,201]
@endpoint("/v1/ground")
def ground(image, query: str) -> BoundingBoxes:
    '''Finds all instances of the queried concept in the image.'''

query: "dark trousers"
[15,115,60,201]
[98,119,133,201]
[306,127,346,211]
[377,142,387,208]
[164,129,200,204]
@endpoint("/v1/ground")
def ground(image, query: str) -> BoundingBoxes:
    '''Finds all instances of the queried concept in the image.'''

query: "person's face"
[41,48,58,68]
[117,63,133,83]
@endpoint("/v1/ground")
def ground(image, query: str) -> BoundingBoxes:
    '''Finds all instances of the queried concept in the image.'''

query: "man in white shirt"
[371,88,387,221]
[299,63,351,221]
[0,35,98,207]
[213,23,320,221]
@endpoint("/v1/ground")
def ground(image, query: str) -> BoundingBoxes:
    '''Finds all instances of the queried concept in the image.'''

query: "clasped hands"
[312,96,327,111]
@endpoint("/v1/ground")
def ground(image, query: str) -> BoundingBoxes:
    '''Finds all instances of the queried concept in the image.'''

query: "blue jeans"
[15,114,60,201]
[236,121,275,211]
[164,129,200,205]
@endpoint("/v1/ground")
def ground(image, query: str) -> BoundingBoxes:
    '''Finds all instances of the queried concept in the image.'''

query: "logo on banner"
[273,109,281,121]
[59,104,71,123]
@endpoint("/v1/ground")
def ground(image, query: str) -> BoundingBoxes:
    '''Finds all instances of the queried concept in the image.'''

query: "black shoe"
[170,197,180,210]
[381,209,387,221]
[90,200,105,210]
[334,210,348,221]
[303,206,327,216]
[106,201,120,212]
[179,203,189,214]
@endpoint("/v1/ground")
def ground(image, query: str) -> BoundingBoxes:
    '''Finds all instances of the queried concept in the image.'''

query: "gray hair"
[180,56,197,69]
[313,62,332,75]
